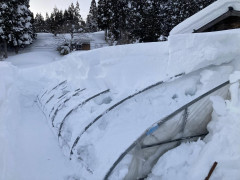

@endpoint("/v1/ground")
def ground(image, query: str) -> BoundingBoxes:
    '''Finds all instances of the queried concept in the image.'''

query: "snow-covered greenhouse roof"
[170,0,240,35]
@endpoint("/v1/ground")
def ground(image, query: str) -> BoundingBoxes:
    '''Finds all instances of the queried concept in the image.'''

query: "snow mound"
[168,29,240,77]
[21,41,169,98]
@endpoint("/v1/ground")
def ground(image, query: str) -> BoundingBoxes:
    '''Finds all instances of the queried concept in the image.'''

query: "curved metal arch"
[41,80,67,99]
[58,89,110,138]
[104,80,230,179]
[51,88,86,127]
[69,74,185,158]
[69,80,166,157]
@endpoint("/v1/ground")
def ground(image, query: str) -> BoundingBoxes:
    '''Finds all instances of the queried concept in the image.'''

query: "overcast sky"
[30,0,92,20]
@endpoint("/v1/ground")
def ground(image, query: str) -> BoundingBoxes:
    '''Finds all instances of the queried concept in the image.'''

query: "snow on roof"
[170,0,240,35]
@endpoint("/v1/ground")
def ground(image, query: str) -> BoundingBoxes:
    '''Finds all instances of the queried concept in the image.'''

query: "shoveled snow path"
[13,100,76,180]
[3,33,82,179]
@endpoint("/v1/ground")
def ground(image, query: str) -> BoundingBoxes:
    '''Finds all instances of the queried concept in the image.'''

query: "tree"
[0,0,35,57]
[45,13,51,32]
[34,13,45,32]
[125,0,144,42]
[98,0,111,37]
[134,0,162,42]
[86,0,98,32]
[0,1,12,58]
[73,1,84,32]
[10,0,35,53]
[62,2,84,37]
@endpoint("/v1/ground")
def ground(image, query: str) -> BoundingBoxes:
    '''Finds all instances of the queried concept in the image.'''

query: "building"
[170,0,240,35]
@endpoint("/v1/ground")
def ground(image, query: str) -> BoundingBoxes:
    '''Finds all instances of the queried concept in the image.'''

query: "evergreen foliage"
[98,0,111,34]
[34,13,45,32]
[0,0,35,57]
[97,0,216,43]
[34,2,85,36]
[86,0,98,32]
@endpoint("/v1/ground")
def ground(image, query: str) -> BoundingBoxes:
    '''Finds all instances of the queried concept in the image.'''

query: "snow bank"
[148,71,240,180]
[22,41,169,98]
[0,62,20,180]
[6,51,60,68]
[168,29,240,77]
[170,0,240,35]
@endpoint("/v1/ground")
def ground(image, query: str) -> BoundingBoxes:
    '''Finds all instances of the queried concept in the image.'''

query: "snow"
[147,73,240,180]
[1,33,171,179]
[59,31,109,50]
[36,30,240,178]
[168,29,240,77]
[0,62,18,180]
[2,28,240,180]
[170,0,240,35]
[0,63,77,180]
[6,52,60,68]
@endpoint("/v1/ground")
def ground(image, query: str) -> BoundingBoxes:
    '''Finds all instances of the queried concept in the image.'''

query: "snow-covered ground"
[6,33,61,68]
[1,28,240,180]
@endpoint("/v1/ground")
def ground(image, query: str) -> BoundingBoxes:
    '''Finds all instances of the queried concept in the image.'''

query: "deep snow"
[1,28,240,180]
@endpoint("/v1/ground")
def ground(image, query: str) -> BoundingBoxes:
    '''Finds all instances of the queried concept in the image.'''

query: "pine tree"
[0,0,35,56]
[86,0,98,32]
[62,2,84,36]
[49,7,59,35]
[98,0,111,37]
[125,0,144,42]
[11,0,35,52]
[34,13,45,32]
[73,2,84,32]
[105,0,128,43]
[45,13,51,32]
[0,0,12,58]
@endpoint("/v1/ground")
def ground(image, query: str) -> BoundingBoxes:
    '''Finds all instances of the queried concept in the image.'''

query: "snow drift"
[167,29,240,77]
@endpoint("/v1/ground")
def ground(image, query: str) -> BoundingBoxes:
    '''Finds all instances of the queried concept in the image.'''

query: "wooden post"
[205,162,218,180]
[105,29,108,40]
[15,45,19,54]
[3,39,8,58]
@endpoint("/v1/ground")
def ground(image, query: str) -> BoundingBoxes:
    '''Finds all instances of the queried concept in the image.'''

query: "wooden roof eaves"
[194,7,240,33]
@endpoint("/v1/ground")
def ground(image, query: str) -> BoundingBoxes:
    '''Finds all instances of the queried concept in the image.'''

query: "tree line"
[34,0,215,44]
[34,0,98,36]
[97,0,216,44]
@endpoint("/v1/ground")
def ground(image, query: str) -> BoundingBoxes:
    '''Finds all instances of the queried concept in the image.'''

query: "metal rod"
[69,73,185,158]
[141,133,207,149]
[104,81,229,180]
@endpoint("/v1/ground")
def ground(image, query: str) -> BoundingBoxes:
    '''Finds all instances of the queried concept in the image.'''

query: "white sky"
[30,0,92,20]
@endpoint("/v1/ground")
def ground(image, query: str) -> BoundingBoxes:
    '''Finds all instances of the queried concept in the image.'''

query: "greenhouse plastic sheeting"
[37,79,229,180]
